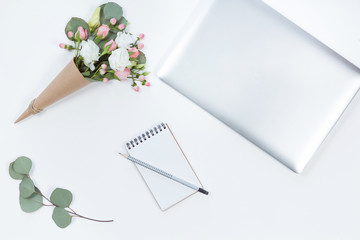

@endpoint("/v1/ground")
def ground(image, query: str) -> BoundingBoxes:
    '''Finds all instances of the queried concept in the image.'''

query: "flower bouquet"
[15,2,150,124]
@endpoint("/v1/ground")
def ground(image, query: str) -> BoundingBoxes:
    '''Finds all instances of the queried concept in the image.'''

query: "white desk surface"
[1,0,360,239]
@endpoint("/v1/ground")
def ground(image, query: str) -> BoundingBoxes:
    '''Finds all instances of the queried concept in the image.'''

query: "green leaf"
[52,207,72,228]
[82,71,90,77]
[19,177,35,198]
[136,51,146,64]
[102,2,123,22]
[134,64,145,69]
[50,188,73,208]
[9,162,25,180]
[13,156,32,174]
[65,17,90,40]
[102,72,115,81]
[19,188,43,213]
[142,71,150,76]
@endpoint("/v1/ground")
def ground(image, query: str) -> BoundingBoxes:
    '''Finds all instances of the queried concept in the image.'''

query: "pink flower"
[110,18,117,25]
[129,47,140,58]
[104,39,117,52]
[78,26,87,40]
[118,24,125,30]
[133,86,140,92]
[139,33,145,39]
[100,69,106,75]
[139,75,145,81]
[101,64,107,69]
[97,24,110,39]
[67,31,74,38]
[103,78,109,83]
[59,43,65,49]
[145,82,151,87]
[115,68,131,80]
[138,43,144,49]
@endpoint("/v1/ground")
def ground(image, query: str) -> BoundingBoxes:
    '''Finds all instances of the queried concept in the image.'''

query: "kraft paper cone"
[15,59,91,123]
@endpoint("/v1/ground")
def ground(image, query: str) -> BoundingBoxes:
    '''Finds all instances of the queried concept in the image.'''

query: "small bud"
[110,18,117,25]
[145,82,151,87]
[139,33,145,39]
[133,86,140,92]
[100,69,106,75]
[103,78,109,83]
[139,75,145,81]
[138,43,144,49]
[118,24,125,30]
[101,64,107,69]
[67,31,74,38]
[59,43,65,49]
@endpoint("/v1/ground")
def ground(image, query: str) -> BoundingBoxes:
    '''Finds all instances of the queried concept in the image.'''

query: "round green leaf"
[136,51,146,64]
[103,2,123,21]
[9,162,25,180]
[50,188,73,208]
[19,177,35,198]
[52,207,72,228]
[19,189,43,213]
[13,156,32,174]
[65,17,90,40]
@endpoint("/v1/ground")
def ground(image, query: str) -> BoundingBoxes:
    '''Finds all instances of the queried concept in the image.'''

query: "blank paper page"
[127,124,201,210]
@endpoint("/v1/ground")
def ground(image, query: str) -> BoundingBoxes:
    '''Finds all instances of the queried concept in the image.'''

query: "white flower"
[115,32,135,49]
[79,40,99,71]
[109,48,131,71]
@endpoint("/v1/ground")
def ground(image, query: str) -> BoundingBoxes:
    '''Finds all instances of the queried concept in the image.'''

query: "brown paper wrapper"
[15,59,91,123]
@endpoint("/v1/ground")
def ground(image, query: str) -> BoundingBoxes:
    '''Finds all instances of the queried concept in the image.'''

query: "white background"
[1,0,360,239]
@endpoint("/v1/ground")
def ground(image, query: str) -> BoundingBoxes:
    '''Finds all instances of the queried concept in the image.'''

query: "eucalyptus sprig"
[9,156,113,228]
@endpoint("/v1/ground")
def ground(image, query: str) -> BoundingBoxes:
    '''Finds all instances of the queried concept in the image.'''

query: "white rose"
[115,32,135,49]
[79,40,99,71]
[109,48,131,71]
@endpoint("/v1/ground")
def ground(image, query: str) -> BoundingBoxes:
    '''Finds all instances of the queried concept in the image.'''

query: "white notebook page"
[127,123,202,210]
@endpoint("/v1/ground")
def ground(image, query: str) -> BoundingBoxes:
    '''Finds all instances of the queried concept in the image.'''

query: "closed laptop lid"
[157,0,360,173]
[263,0,360,69]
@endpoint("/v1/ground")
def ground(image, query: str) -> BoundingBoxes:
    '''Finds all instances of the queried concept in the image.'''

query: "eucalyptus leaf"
[142,72,150,76]
[19,177,35,198]
[50,188,73,208]
[13,156,32,174]
[65,17,90,40]
[52,207,72,228]
[19,189,43,213]
[136,51,146,64]
[9,162,25,180]
[103,2,123,21]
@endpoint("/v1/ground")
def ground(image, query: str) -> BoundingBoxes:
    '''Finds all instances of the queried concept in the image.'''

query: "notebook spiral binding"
[126,123,167,150]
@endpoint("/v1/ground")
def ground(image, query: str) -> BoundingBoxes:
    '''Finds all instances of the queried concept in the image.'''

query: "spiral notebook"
[125,123,203,211]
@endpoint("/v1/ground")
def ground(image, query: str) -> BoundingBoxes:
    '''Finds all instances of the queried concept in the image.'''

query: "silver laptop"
[263,0,360,69]
[157,0,360,173]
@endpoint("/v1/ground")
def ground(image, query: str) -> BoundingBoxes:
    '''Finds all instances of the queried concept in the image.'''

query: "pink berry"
[110,18,117,25]
[118,24,125,30]
[145,82,151,87]
[59,43,65,49]
[67,31,74,38]
[100,69,106,75]
[139,33,144,39]
[103,78,109,83]
[139,75,145,81]
[133,86,140,92]
[101,64,107,69]
[138,43,144,49]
